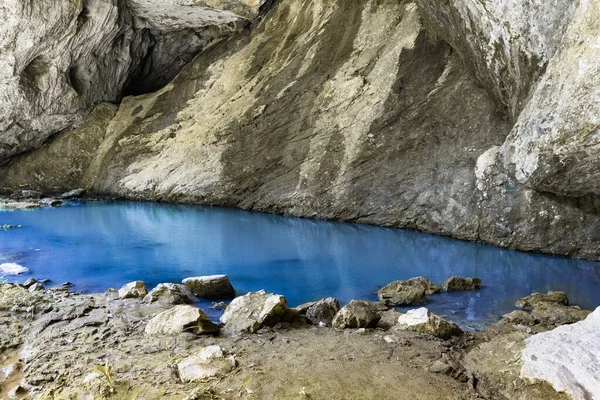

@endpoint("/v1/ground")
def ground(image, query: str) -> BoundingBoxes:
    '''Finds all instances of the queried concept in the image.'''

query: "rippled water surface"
[2,200,600,328]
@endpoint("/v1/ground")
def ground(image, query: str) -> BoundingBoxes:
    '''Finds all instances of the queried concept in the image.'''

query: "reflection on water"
[2,200,600,329]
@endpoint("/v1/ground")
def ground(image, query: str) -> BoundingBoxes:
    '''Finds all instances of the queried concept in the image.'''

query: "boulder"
[28,282,44,292]
[396,308,463,340]
[442,277,482,291]
[531,303,591,327]
[0,263,29,275]
[220,290,288,334]
[515,291,569,310]
[332,300,381,330]
[177,345,235,382]
[23,278,37,289]
[377,277,437,306]
[377,309,403,330]
[59,189,86,199]
[522,307,600,399]
[182,275,235,299]
[143,283,196,305]
[145,305,219,335]
[118,281,148,299]
[305,298,340,327]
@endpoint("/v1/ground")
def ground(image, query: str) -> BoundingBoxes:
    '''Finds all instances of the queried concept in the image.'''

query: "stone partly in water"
[143,283,197,305]
[305,298,341,327]
[0,263,29,275]
[396,308,463,340]
[332,301,381,330]
[377,277,437,307]
[442,277,481,292]
[516,291,569,310]
[118,281,149,299]
[521,307,600,399]
[531,303,591,327]
[177,345,236,382]
[145,305,219,335]
[220,290,288,334]
[182,275,236,299]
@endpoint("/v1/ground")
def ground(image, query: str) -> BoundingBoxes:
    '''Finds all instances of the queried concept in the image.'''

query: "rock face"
[521,307,600,399]
[143,283,196,305]
[332,301,381,330]
[0,0,600,261]
[378,277,437,306]
[118,281,148,299]
[305,298,340,327]
[396,308,462,340]
[442,277,481,292]
[145,305,219,335]
[182,275,235,299]
[220,290,288,334]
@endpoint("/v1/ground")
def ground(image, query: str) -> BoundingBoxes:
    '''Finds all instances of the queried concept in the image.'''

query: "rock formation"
[0,0,599,260]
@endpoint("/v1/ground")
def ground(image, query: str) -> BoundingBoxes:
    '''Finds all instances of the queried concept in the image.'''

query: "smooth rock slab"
[220,290,287,333]
[182,275,235,299]
[332,300,381,330]
[177,345,235,382]
[522,307,600,399]
[0,263,29,275]
[305,298,340,327]
[442,277,481,291]
[144,283,196,305]
[145,305,219,335]
[377,277,438,307]
[118,281,148,299]
[396,308,462,340]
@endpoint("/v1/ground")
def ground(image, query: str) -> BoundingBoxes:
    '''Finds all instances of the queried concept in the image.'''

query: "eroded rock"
[118,281,148,299]
[377,277,437,307]
[145,305,219,335]
[442,277,481,292]
[305,298,340,327]
[182,275,235,299]
[396,308,462,340]
[144,283,196,305]
[332,301,381,330]
[220,290,288,334]
[516,291,569,310]
[531,303,591,327]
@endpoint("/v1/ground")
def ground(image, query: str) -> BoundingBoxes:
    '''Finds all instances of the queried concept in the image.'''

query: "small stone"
[516,291,569,310]
[7,385,26,399]
[0,263,29,275]
[294,301,317,314]
[145,305,219,335]
[499,310,536,326]
[182,275,235,299]
[62,282,72,286]
[429,360,453,375]
[28,282,44,292]
[305,298,340,327]
[144,283,196,305]
[442,276,482,291]
[59,188,87,199]
[396,308,463,340]
[211,301,228,310]
[177,346,235,382]
[383,335,396,343]
[220,290,288,334]
[40,198,63,207]
[23,278,38,288]
[118,281,148,299]
[332,300,381,330]
[377,277,437,307]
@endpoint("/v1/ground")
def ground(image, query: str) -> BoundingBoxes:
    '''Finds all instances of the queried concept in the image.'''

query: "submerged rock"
[118,281,149,299]
[516,291,569,310]
[144,283,196,305]
[145,305,219,335]
[182,275,235,299]
[177,345,235,382]
[396,308,462,340]
[442,277,481,292]
[522,307,600,399]
[332,301,381,330]
[377,277,437,307]
[0,263,29,275]
[220,290,288,334]
[305,298,340,327]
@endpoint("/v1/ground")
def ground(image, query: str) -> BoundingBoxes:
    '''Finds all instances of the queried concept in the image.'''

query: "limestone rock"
[522,307,600,399]
[177,345,235,382]
[305,298,340,327]
[144,283,197,305]
[531,304,591,327]
[378,277,436,306]
[332,301,381,330]
[0,263,29,275]
[516,291,569,310]
[28,283,44,292]
[396,308,462,340]
[182,275,235,299]
[442,277,481,292]
[220,290,288,334]
[145,305,219,335]
[118,281,149,299]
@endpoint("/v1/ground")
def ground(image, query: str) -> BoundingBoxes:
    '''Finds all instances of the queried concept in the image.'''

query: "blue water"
[1,200,600,329]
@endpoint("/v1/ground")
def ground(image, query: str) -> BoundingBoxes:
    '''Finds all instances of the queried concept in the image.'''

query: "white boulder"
[0,263,29,275]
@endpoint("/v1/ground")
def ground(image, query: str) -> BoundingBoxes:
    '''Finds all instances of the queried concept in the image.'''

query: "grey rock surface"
[332,300,381,330]
[182,275,235,299]
[143,283,197,305]
[378,277,436,307]
[515,291,569,310]
[396,308,463,340]
[442,277,481,292]
[220,290,288,334]
[118,281,148,299]
[305,298,340,327]
[145,305,219,335]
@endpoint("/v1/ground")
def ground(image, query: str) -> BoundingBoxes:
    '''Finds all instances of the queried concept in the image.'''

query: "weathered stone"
[332,301,381,330]
[305,298,340,327]
[59,188,87,199]
[531,303,591,327]
[377,309,403,330]
[220,290,288,334]
[177,345,235,382]
[378,277,436,306]
[294,301,317,314]
[429,360,453,375]
[118,281,149,299]
[0,263,29,275]
[522,307,600,399]
[28,282,44,292]
[499,310,536,327]
[442,277,481,292]
[143,283,196,305]
[182,275,235,299]
[396,308,462,340]
[7,385,26,399]
[23,278,37,289]
[20,190,42,199]
[515,291,569,311]
[145,305,219,335]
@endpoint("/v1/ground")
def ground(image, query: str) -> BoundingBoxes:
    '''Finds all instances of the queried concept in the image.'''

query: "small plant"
[91,361,116,394]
